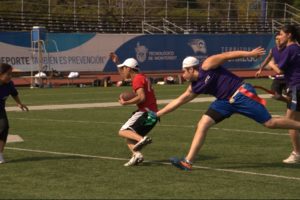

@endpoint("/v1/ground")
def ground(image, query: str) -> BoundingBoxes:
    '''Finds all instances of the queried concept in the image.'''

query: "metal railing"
[162,18,187,34]
[0,0,299,34]
[142,21,164,34]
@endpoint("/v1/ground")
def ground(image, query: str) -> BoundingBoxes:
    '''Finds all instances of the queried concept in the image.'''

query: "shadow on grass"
[139,155,219,167]
[8,155,89,163]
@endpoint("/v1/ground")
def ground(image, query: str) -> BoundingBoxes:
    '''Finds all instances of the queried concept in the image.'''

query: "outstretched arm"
[157,85,197,117]
[268,59,284,74]
[109,52,120,65]
[12,95,29,111]
[110,52,123,74]
[255,49,273,77]
[202,47,266,71]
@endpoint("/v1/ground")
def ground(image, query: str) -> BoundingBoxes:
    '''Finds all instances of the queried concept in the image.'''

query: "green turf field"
[1,78,300,199]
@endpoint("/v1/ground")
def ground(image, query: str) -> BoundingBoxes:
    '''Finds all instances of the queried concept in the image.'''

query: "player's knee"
[118,130,125,137]
[263,119,277,129]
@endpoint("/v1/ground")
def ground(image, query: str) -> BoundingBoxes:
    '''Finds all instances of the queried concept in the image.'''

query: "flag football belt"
[253,85,275,95]
[229,84,267,106]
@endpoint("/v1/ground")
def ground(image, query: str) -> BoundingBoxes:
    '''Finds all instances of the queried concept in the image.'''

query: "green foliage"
[0,0,298,19]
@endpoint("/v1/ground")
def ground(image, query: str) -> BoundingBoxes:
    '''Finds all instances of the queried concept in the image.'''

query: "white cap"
[117,58,139,70]
[182,56,199,69]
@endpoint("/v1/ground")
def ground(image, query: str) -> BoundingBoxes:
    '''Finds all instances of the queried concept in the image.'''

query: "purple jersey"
[271,46,282,64]
[277,44,300,89]
[0,81,18,111]
[191,66,243,99]
[271,47,285,80]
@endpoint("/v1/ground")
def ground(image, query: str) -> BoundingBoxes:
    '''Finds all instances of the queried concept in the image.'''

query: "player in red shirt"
[110,53,158,167]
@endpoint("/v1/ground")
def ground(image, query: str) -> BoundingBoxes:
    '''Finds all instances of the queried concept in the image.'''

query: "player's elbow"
[136,94,146,104]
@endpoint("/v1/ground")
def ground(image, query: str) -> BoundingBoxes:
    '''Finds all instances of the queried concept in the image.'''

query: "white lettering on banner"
[148,51,177,61]
[0,57,31,65]
[221,46,253,52]
[221,46,258,62]
[32,56,106,65]
[136,42,178,62]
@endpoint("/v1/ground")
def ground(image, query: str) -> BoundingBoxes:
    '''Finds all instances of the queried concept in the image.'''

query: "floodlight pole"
[227,1,231,22]
[186,0,189,29]
[143,0,146,22]
[97,0,100,19]
[21,0,24,24]
[48,0,51,20]
[165,0,168,19]
[121,0,124,32]
[73,0,76,27]
[246,2,249,22]
[207,0,210,22]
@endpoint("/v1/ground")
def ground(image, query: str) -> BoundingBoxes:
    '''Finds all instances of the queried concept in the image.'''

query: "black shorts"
[287,88,300,112]
[120,111,157,137]
[0,111,9,142]
[271,79,287,95]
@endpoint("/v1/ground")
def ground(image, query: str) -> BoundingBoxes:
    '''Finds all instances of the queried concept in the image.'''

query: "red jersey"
[132,73,158,112]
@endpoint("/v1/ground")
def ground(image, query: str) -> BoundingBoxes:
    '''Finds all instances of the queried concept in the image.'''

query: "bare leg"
[126,139,137,154]
[0,140,5,163]
[0,140,5,152]
[264,116,300,130]
[286,109,300,154]
[119,130,143,142]
[123,139,144,167]
[185,115,215,163]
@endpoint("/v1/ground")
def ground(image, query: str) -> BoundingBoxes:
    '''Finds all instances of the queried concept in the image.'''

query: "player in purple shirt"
[256,37,288,102]
[0,63,28,164]
[268,25,300,164]
[156,47,300,170]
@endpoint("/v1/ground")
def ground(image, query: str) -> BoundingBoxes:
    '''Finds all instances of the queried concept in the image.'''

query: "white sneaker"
[133,136,152,151]
[0,154,5,164]
[283,151,300,164]
[124,152,144,167]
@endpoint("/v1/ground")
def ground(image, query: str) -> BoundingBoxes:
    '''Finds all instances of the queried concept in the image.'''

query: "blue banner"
[0,31,274,72]
[105,34,274,72]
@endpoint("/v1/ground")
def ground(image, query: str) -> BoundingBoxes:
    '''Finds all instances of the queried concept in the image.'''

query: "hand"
[110,52,119,64]
[255,68,263,77]
[144,110,158,126]
[17,104,29,111]
[250,47,266,58]
[118,96,126,105]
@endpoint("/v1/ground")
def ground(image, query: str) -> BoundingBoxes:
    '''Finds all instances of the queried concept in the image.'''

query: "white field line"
[6,146,300,181]
[5,94,273,112]
[10,117,288,136]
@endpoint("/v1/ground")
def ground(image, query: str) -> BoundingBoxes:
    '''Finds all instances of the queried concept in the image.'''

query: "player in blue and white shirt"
[0,63,28,164]
[156,47,300,170]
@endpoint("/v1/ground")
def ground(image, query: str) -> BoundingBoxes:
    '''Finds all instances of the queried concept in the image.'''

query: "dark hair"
[0,63,12,74]
[281,25,300,43]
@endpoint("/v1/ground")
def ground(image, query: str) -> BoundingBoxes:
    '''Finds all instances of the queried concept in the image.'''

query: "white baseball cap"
[117,58,139,70]
[182,56,200,69]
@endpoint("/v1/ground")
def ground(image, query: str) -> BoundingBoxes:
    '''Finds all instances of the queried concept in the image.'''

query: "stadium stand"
[0,1,298,34]
[0,1,299,87]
